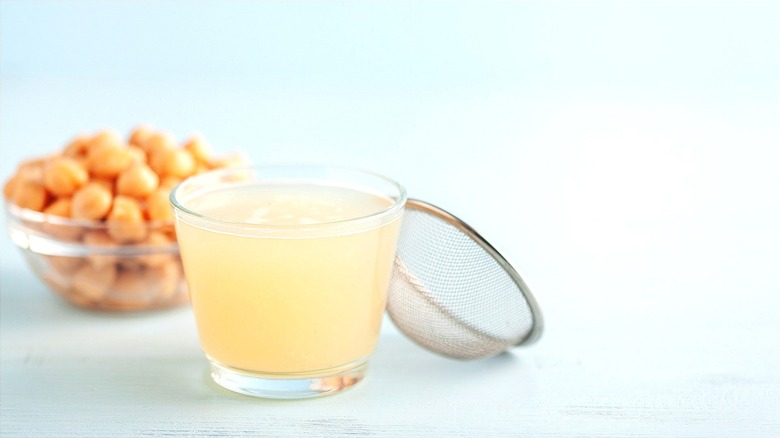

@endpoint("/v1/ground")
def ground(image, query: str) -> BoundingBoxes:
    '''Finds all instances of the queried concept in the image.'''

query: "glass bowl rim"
[4,201,179,256]
[4,200,175,230]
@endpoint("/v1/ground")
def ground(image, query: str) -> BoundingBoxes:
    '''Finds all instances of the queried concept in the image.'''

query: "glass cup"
[170,165,406,399]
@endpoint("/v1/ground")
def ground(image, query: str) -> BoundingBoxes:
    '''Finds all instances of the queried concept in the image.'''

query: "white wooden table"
[1,1,777,435]
[1,216,778,437]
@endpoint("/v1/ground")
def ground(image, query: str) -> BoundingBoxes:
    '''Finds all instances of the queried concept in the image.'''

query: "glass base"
[209,359,368,399]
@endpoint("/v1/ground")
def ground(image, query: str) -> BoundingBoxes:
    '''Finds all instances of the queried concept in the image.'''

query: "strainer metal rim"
[400,198,544,347]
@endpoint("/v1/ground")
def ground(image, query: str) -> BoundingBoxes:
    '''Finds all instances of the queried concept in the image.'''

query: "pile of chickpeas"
[3,126,244,310]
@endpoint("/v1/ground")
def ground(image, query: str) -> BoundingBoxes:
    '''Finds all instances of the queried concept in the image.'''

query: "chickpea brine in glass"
[171,166,406,399]
[3,127,244,310]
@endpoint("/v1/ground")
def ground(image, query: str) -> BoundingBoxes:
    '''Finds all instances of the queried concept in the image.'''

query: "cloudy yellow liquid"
[175,183,402,374]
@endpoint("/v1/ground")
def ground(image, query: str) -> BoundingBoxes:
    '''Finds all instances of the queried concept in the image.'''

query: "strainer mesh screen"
[387,206,535,359]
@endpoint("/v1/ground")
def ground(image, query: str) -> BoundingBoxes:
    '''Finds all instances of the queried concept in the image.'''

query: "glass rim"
[169,164,407,230]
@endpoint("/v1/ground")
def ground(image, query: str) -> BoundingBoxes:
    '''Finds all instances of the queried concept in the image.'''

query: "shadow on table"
[371,330,522,378]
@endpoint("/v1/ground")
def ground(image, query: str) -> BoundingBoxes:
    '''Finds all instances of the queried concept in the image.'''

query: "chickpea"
[88,130,123,152]
[128,125,156,149]
[139,231,174,267]
[147,140,176,175]
[82,230,116,246]
[145,188,174,222]
[43,157,89,196]
[107,195,147,243]
[164,225,177,241]
[72,182,113,220]
[89,178,115,194]
[159,176,181,191]
[11,180,48,211]
[146,131,176,152]
[148,150,166,176]
[127,145,147,165]
[63,135,91,157]
[73,154,90,170]
[184,135,212,163]
[144,133,177,172]
[146,132,176,153]
[42,198,84,240]
[46,255,85,277]
[71,263,116,302]
[162,149,196,178]
[116,163,159,198]
[88,144,134,178]
[82,230,117,269]
[145,261,182,301]
[3,175,20,199]
[43,197,72,217]
[109,270,158,308]
[16,158,46,184]
[116,257,145,271]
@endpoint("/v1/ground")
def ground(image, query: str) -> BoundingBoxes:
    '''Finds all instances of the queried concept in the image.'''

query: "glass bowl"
[5,202,188,311]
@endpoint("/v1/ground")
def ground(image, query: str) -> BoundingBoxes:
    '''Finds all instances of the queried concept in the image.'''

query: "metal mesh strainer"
[387,199,543,360]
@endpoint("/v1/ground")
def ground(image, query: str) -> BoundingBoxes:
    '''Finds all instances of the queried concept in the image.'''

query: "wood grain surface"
[1,247,777,437]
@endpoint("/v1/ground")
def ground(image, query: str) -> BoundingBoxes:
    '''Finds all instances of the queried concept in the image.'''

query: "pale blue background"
[2,0,777,306]
[0,1,778,435]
